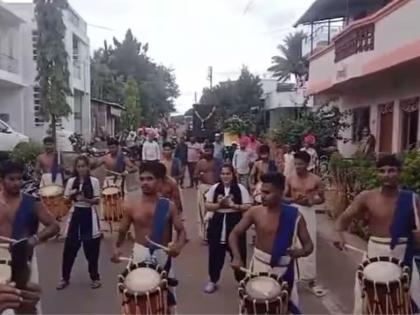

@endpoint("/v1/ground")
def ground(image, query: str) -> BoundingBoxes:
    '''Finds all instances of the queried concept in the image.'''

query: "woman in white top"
[57,156,102,290]
[203,164,252,293]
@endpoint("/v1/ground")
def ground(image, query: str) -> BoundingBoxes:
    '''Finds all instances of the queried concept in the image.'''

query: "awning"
[110,107,121,117]
[294,0,387,26]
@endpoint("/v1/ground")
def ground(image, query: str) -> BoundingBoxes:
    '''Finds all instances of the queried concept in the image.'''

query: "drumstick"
[107,170,125,177]
[345,244,365,255]
[118,256,132,262]
[145,236,170,252]
[0,236,16,244]
[239,267,257,276]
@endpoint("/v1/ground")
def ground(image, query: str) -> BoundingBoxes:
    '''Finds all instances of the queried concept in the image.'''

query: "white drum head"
[245,276,282,300]
[124,268,161,293]
[364,261,401,282]
[39,185,63,197]
[102,187,120,196]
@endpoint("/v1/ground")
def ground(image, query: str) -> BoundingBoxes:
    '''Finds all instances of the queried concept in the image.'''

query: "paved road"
[36,188,357,314]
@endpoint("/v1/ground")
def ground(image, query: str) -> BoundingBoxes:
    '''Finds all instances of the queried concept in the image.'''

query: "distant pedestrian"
[232,138,252,189]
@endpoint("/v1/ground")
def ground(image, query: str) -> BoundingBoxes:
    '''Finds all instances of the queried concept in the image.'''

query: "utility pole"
[208,66,213,89]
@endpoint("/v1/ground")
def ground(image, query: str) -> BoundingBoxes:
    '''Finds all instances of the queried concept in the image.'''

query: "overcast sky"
[7,0,313,113]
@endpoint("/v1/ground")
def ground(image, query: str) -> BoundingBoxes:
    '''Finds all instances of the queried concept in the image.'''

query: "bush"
[400,150,420,193]
[10,141,42,165]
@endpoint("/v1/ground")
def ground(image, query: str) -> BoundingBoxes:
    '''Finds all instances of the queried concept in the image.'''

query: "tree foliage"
[121,79,142,131]
[91,30,179,125]
[268,31,308,84]
[271,103,351,150]
[34,0,72,141]
[199,66,262,132]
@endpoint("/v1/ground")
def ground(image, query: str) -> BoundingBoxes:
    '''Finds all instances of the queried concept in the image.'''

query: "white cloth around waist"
[251,247,291,277]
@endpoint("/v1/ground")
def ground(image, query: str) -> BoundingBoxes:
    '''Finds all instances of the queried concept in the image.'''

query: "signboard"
[110,107,122,117]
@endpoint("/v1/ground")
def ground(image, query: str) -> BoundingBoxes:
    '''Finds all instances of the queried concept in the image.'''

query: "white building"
[0,1,91,143]
[261,78,313,129]
[298,0,420,157]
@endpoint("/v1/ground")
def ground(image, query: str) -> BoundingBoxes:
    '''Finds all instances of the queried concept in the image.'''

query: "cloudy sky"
[8,0,313,113]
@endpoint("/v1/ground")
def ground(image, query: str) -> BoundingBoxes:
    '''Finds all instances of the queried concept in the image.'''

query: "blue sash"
[115,153,125,173]
[149,198,170,254]
[50,153,62,183]
[171,158,181,178]
[268,160,278,173]
[270,203,301,314]
[12,193,39,240]
[212,158,222,182]
[389,189,418,312]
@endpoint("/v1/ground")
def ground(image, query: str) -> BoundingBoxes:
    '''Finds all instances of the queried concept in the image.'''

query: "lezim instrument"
[239,271,289,315]
[118,261,168,315]
[39,185,70,218]
[357,256,412,315]
[102,186,123,222]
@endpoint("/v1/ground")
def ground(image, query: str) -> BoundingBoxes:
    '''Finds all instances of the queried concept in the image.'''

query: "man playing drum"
[229,172,313,314]
[94,138,137,192]
[249,144,278,204]
[0,160,59,314]
[334,155,420,313]
[35,136,67,187]
[283,151,325,297]
[111,162,187,313]
[194,143,222,243]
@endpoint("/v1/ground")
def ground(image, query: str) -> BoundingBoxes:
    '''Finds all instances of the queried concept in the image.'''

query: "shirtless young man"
[111,162,187,311]
[94,138,137,191]
[194,143,222,242]
[334,155,420,313]
[229,172,313,314]
[155,162,183,214]
[249,144,277,204]
[35,136,67,187]
[0,160,59,314]
[284,150,325,296]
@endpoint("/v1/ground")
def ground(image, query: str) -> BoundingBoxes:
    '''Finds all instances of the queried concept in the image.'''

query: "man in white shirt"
[283,144,295,178]
[232,139,252,189]
[142,131,161,162]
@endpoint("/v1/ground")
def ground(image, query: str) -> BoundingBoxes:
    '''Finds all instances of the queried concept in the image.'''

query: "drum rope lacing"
[359,256,412,315]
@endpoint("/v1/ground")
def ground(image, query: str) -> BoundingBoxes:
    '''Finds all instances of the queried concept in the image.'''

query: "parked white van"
[0,119,29,152]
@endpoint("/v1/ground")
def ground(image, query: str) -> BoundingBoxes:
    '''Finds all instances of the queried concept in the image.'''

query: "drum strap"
[270,203,298,267]
[114,152,125,173]
[50,152,63,184]
[149,198,170,255]
[12,193,39,240]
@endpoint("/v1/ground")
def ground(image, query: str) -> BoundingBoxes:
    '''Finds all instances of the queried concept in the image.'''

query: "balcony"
[307,0,420,95]
[0,53,18,73]
[302,24,343,58]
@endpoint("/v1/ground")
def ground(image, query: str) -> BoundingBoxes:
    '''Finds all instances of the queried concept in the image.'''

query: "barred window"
[32,30,38,61]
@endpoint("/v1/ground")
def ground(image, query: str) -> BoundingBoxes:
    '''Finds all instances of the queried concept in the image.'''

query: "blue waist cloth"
[12,193,39,240]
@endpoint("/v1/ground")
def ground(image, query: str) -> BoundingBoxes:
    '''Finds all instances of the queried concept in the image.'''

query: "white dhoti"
[293,204,317,281]
[2,251,42,315]
[197,184,211,241]
[252,182,262,204]
[249,248,299,309]
[39,173,63,188]
[353,236,420,314]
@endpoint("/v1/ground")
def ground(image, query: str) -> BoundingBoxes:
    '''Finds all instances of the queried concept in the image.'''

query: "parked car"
[0,119,29,153]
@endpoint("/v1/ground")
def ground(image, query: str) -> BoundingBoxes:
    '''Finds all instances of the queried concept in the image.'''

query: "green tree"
[121,79,142,130]
[268,31,308,84]
[90,30,179,124]
[199,66,262,131]
[34,0,72,142]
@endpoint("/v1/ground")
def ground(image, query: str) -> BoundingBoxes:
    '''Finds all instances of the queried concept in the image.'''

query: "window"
[352,107,370,142]
[32,30,38,61]
[401,97,419,150]
[33,86,44,126]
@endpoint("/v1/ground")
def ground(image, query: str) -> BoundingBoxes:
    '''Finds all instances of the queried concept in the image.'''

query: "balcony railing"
[334,23,375,62]
[0,53,18,74]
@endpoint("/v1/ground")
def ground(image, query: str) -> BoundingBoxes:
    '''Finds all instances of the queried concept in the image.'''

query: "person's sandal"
[90,280,102,289]
[308,283,326,297]
[56,280,69,290]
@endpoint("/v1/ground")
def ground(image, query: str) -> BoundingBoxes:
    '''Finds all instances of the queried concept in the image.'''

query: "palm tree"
[268,31,308,84]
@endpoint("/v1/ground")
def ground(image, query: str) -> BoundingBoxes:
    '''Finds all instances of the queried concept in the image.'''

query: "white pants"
[250,248,299,308]
[293,204,317,281]
[197,184,211,240]
[353,237,420,314]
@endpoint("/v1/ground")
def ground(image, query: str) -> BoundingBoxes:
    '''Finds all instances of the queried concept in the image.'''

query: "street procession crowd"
[0,126,419,315]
